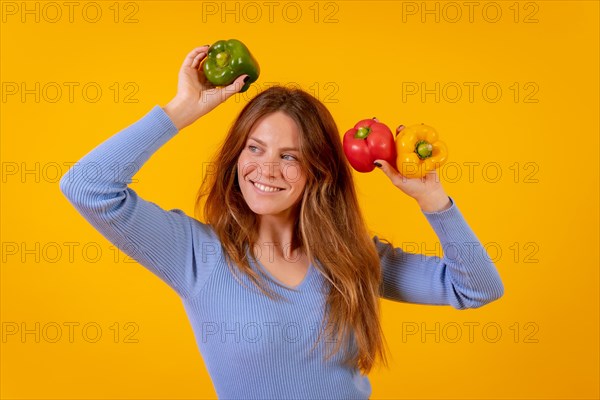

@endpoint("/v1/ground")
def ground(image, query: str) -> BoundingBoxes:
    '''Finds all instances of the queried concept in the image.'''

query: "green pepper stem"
[354,127,371,139]
[415,140,433,159]
[215,52,230,68]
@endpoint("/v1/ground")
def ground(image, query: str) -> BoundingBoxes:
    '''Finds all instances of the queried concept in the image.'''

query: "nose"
[261,152,283,183]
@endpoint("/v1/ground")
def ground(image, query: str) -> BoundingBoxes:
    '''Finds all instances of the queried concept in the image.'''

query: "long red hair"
[195,86,389,374]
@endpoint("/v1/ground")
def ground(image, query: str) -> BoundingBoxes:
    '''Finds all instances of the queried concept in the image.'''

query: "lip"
[250,180,285,194]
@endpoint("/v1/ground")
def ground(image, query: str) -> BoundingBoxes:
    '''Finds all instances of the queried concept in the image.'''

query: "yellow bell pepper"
[395,123,448,178]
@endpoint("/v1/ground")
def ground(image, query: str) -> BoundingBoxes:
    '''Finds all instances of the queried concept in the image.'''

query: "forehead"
[247,111,302,146]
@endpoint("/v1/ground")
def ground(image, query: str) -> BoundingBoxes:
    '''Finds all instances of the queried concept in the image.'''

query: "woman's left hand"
[373,158,444,200]
[373,120,451,211]
[374,158,451,212]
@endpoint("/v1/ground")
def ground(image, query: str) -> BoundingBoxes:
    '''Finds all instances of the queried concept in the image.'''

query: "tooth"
[254,181,280,192]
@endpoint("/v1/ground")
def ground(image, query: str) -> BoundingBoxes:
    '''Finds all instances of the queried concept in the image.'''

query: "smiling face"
[237,111,307,218]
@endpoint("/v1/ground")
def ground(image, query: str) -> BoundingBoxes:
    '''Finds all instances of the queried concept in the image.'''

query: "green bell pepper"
[203,39,260,93]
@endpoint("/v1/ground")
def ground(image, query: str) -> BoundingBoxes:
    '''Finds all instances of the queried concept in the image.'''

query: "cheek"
[298,177,307,191]
[290,173,307,194]
[282,163,305,184]
[238,159,261,182]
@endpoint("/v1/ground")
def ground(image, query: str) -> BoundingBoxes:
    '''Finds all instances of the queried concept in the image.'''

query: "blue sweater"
[59,106,504,399]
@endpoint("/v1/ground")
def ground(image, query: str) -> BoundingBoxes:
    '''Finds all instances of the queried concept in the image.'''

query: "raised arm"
[372,149,504,309]
[375,196,504,309]
[59,46,248,299]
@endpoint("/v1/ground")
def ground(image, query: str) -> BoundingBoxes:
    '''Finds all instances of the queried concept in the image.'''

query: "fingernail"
[243,76,250,83]
[374,161,382,168]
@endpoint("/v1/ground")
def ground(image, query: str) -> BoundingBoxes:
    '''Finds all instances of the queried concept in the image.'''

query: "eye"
[282,154,297,161]
[248,145,259,152]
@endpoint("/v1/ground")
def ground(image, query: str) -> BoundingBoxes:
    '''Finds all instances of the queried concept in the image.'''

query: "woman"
[60,45,504,399]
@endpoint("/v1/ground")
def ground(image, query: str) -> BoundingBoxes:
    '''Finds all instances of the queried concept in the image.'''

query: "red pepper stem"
[354,127,371,139]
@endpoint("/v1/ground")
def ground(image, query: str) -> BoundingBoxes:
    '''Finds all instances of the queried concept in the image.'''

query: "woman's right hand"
[163,45,248,130]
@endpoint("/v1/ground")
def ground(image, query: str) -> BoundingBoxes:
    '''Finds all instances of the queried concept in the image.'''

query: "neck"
[255,211,302,261]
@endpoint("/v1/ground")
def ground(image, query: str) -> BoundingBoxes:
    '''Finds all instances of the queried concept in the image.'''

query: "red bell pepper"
[343,119,397,173]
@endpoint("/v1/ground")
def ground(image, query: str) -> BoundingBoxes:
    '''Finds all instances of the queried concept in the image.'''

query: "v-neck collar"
[245,246,315,291]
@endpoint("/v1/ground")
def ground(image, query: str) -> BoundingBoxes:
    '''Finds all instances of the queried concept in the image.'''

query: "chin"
[247,204,286,216]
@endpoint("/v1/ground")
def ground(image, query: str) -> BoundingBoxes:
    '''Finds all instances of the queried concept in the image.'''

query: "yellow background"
[1,1,598,399]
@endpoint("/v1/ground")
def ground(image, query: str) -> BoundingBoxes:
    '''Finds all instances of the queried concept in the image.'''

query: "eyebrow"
[248,137,299,152]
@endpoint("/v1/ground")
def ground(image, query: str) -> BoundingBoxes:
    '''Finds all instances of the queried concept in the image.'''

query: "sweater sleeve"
[375,196,504,309]
[59,106,220,299]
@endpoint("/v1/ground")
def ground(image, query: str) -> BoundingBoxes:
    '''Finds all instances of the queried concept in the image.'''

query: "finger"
[374,159,401,181]
[423,169,438,182]
[376,159,416,186]
[182,45,211,69]
[191,51,207,69]
[220,75,249,101]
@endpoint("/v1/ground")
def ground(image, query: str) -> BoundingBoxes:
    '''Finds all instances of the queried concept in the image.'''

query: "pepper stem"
[415,140,433,159]
[354,127,371,139]
[215,52,230,68]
